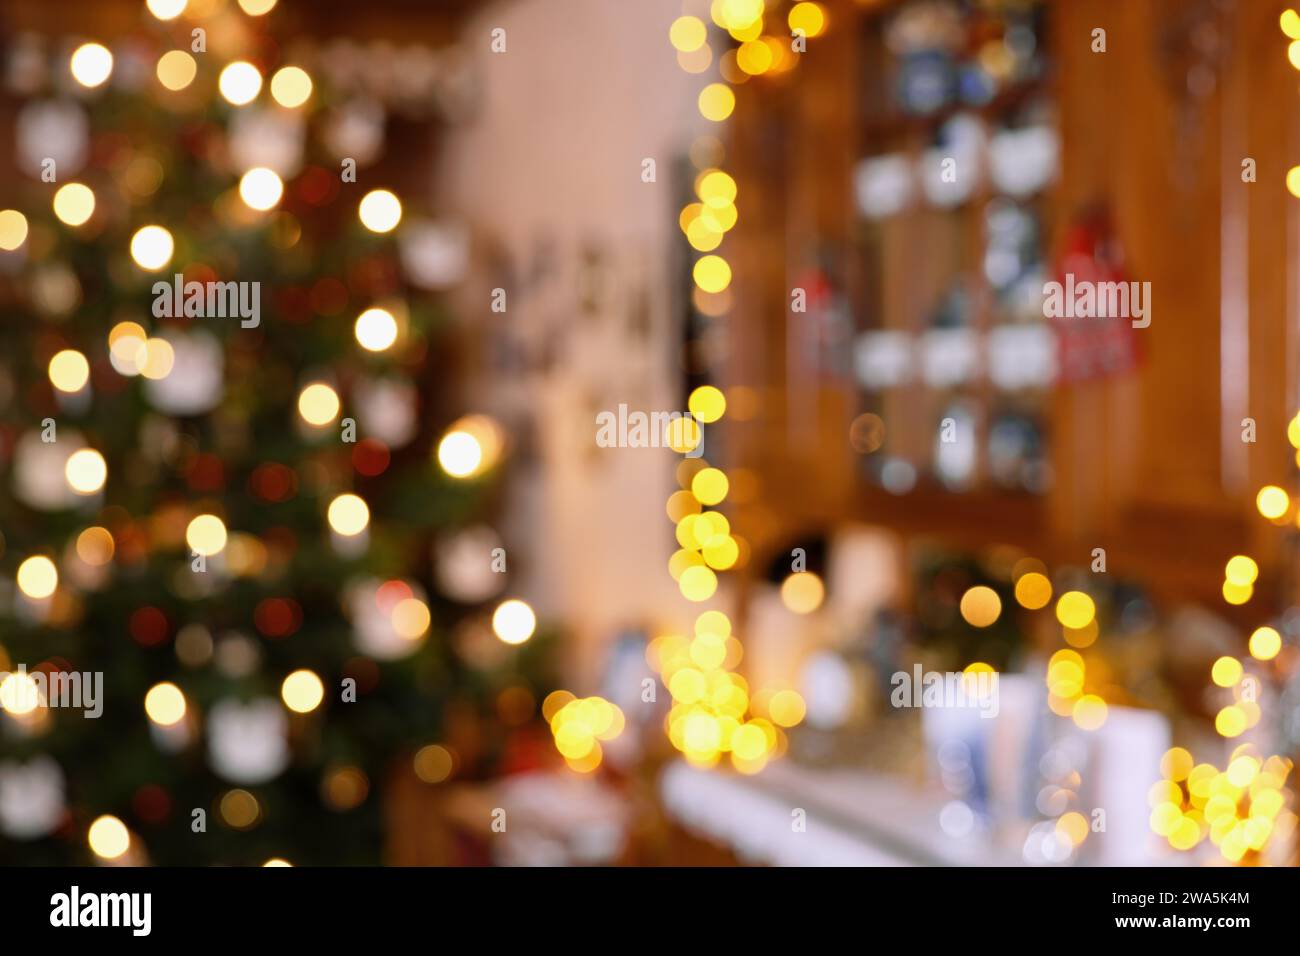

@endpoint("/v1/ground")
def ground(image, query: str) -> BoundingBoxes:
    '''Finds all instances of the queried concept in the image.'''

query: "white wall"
[440,0,709,688]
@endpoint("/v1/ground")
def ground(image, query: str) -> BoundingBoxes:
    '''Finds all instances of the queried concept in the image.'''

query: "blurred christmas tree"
[0,1,553,865]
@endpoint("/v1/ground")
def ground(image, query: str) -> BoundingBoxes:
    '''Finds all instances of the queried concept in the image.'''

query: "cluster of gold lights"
[1144,390,1300,857]
[544,693,626,773]
[957,565,1109,732]
[1150,746,1294,861]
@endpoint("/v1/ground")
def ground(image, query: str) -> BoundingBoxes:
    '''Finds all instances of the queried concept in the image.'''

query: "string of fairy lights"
[1134,5,1300,867]
[537,3,829,776]
[0,0,538,865]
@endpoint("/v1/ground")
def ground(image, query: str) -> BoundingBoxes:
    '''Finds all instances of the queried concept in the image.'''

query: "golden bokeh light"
[239,167,284,211]
[437,430,483,478]
[669,15,707,52]
[88,815,130,859]
[688,385,727,423]
[144,682,187,726]
[1211,655,1243,688]
[0,210,28,251]
[147,0,188,20]
[1256,485,1290,520]
[327,493,370,536]
[129,225,174,271]
[691,467,729,505]
[16,556,58,599]
[354,307,398,352]
[52,183,95,227]
[218,61,262,105]
[270,66,313,108]
[65,448,107,495]
[359,189,402,233]
[1014,571,1052,609]
[1055,590,1096,629]
[281,669,325,713]
[49,349,90,392]
[693,254,732,293]
[76,526,115,566]
[156,50,197,90]
[959,585,1002,628]
[698,83,736,122]
[679,564,718,602]
[186,513,228,556]
[492,599,537,645]
[70,43,113,88]
[1249,626,1282,661]
[780,572,824,614]
[297,382,341,426]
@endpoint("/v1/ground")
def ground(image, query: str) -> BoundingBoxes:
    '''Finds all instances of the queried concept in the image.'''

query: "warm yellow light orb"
[0,672,41,714]
[391,597,431,639]
[147,0,188,19]
[1072,694,1108,731]
[129,225,174,271]
[141,338,175,380]
[693,255,732,293]
[270,66,313,108]
[53,183,95,226]
[697,83,735,122]
[1014,571,1052,609]
[1160,746,1194,782]
[16,556,58,599]
[1216,705,1247,738]
[736,39,774,75]
[359,189,402,233]
[88,815,130,859]
[65,448,107,494]
[789,2,827,37]
[186,514,228,556]
[297,382,341,425]
[769,689,806,727]
[1211,655,1243,688]
[144,681,187,726]
[1224,555,1258,587]
[679,565,718,602]
[1257,485,1290,519]
[665,415,703,454]
[218,61,262,105]
[327,494,370,536]
[1249,626,1282,661]
[669,15,707,52]
[238,167,283,211]
[156,50,197,91]
[959,585,1002,628]
[238,0,278,13]
[70,43,113,88]
[76,527,115,566]
[354,307,398,352]
[1222,580,1253,605]
[0,210,29,251]
[281,669,324,713]
[1288,166,1300,199]
[697,170,737,208]
[687,385,726,424]
[1055,590,1096,629]
[49,349,90,392]
[437,430,483,478]
[493,599,537,645]
[413,744,454,783]
[780,572,824,614]
[691,467,729,505]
